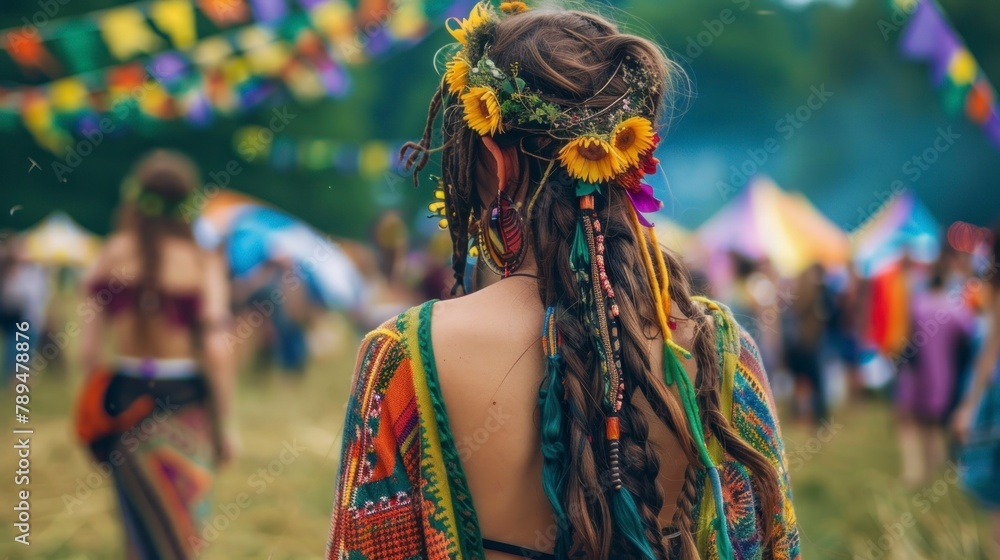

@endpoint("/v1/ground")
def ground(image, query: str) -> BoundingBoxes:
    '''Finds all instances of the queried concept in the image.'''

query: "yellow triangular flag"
[238,27,290,76]
[50,77,89,112]
[100,7,164,59]
[191,36,233,67]
[150,0,197,49]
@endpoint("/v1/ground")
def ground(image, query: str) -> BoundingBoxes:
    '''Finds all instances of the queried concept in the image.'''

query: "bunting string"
[0,0,473,152]
[898,0,1000,150]
[232,126,406,175]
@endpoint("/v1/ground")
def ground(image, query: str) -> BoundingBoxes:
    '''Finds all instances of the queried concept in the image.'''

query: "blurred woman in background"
[953,223,1000,547]
[77,150,236,559]
[895,256,973,485]
[783,263,830,424]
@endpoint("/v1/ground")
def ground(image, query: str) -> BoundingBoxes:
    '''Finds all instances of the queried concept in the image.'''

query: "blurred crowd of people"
[714,229,1000,543]
[0,146,998,551]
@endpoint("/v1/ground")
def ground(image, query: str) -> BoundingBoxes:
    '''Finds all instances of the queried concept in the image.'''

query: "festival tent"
[653,216,693,249]
[21,212,101,267]
[850,191,939,278]
[696,176,850,277]
[194,190,367,311]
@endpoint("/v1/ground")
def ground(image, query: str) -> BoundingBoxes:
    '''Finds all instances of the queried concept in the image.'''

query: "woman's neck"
[474,254,539,290]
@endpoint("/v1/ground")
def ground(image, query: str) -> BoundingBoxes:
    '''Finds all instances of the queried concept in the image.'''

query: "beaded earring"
[476,138,526,277]
[476,188,526,277]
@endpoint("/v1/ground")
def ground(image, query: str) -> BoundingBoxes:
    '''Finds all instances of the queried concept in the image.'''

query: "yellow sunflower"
[499,1,529,13]
[611,116,655,167]
[444,55,470,94]
[446,2,491,45]
[462,86,504,136]
[559,137,625,183]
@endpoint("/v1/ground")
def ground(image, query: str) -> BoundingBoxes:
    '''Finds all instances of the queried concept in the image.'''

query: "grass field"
[0,313,995,559]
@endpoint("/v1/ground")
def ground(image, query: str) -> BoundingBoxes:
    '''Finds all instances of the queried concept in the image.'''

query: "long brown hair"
[119,150,199,339]
[406,8,781,559]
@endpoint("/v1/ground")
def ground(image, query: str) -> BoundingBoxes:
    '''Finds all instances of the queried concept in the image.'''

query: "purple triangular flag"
[899,1,961,85]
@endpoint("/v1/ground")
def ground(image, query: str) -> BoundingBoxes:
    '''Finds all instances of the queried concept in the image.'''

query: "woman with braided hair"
[327,4,799,559]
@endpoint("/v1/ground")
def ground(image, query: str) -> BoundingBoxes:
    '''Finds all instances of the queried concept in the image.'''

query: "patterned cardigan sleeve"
[730,327,801,560]
[326,324,427,559]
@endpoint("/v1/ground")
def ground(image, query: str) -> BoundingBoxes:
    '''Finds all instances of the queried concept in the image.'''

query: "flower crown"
[441,1,665,224]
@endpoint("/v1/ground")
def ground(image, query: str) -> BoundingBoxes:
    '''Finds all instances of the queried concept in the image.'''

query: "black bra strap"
[481,538,555,560]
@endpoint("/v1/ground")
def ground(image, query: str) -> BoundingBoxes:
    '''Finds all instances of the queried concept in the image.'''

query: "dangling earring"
[476,184,526,277]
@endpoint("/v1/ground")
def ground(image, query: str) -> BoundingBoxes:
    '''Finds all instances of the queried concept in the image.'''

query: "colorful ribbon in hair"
[631,204,735,560]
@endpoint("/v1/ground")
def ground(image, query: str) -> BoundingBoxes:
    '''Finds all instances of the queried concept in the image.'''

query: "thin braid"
[649,226,673,321]
[617,393,669,560]
[400,84,445,184]
[671,464,701,559]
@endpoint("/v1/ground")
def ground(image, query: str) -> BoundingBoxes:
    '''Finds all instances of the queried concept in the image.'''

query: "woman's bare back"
[431,277,701,556]
[87,232,207,359]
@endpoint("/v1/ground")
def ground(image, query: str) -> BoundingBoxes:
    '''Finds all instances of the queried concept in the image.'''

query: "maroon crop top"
[87,280,202,328]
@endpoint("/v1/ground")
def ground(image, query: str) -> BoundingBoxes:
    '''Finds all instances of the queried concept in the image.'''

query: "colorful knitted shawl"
[326,300,800,559]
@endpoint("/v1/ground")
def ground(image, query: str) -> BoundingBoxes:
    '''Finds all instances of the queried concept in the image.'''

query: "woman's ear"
[479,136,521,194]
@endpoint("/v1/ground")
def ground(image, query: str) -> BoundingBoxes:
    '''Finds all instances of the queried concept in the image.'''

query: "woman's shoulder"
[350,302,433,389]
[84,233,134,287]
[698,298,782,441]
[362,302,432,341]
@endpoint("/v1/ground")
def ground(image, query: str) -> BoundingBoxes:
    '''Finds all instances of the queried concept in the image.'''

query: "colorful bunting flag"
[251,0,289,24]
[4,32,62,78]
[198,0,251,27]
[51,22,103,74]
[49,77,89,113]
[899,0,1000,150]
[150,0,199,49]
[0,0,472,152]
[232,127,406,174]
[100,7,164,60]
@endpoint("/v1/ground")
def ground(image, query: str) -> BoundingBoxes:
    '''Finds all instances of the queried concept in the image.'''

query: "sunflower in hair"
[462,86,504,136]
[559,137,625,183]
[444,55,470,94]
[611,116,656,167]
[446,2,491,45]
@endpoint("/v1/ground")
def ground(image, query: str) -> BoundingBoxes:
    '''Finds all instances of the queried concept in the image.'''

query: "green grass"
[0,313,994,559]
[783,401,994,559]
